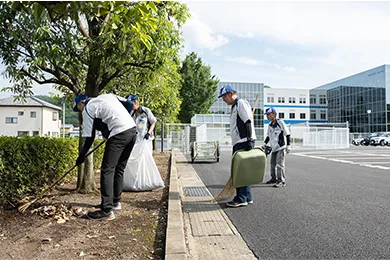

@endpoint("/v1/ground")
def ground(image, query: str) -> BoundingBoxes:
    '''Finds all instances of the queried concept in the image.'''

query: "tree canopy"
[178,52,219,123]
[0,1,188,103]
[0,1,189,192]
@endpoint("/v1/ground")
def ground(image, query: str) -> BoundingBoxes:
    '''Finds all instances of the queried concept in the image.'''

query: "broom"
[18,140,106,213]
[214,94,259,201]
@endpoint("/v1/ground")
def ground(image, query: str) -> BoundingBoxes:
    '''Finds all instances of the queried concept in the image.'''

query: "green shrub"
[0,136,105,206]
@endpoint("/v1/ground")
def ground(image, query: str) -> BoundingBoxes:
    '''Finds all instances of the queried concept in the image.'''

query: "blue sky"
[2,1,390,98]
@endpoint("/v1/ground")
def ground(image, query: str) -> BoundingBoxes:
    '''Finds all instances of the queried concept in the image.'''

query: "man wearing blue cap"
[263,107,291,187]
[73,93,137,220]
[126,94,157,142]
[219,85,256,207]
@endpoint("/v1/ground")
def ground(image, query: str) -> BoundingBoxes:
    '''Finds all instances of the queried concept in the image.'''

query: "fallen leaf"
[108,235,115,239]
[79,251,86,257]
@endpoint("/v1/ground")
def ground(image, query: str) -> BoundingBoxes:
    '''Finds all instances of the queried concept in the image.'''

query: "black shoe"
[265,179,277,184]
[273,182,286,188]
[87,210,115,221]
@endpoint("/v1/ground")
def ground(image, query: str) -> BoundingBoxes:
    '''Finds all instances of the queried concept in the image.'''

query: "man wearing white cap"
[219,85,257,207]
[263,107,291,187]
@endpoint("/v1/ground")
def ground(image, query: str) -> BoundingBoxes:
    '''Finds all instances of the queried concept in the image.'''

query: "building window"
[320,110,326,119]
[30,111,37,118]
[289,97,296,103]
[267,96,274,103]
[289,113,295,119]
[278,97,285,103]
[300,113,306,119]
[18,111,24,116]
[5,117,17,124]
[299,97,306,104]
[319,95,326,105]
[17,131,29,137]
[310,94,317,104]
[32,131,39,136]
[311,113,317,119]
[52,112,58,121]
[279,112,284,119]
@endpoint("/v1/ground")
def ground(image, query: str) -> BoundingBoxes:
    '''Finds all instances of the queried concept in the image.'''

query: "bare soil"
[0,152,171,260]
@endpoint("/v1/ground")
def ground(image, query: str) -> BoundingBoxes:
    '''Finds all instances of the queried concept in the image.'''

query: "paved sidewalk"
[165,150,257,260]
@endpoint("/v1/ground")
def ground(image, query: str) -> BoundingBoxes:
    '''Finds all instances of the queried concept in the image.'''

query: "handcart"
[190,141,220,163]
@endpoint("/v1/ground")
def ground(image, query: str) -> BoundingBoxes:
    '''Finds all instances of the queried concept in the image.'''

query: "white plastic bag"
[123,138,165,191]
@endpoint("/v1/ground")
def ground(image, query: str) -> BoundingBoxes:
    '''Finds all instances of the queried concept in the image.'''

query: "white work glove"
[286,145,291,154]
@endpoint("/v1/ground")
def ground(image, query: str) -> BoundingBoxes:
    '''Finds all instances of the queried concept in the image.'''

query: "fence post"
[161,118,164,153]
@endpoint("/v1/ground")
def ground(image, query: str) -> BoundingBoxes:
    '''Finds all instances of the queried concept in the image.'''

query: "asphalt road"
[190,146,390,259]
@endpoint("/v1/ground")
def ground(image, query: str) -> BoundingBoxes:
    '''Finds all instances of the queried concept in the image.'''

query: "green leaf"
[148,2,157,13]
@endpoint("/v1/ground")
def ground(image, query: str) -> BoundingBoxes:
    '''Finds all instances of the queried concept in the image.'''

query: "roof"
[0,96,62,111]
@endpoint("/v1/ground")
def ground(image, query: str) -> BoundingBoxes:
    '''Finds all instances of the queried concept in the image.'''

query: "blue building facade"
[313,65,389,133]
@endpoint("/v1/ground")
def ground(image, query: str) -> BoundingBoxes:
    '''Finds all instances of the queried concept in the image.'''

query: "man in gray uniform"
[219,85,257,207]
[73,93,136,220]
[263,107,291,188]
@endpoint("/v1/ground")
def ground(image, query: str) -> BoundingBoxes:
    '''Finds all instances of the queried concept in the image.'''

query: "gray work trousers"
[270,149,286,182]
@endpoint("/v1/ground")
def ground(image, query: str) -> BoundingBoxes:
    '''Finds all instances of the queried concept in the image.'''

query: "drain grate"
[183,187,209,197]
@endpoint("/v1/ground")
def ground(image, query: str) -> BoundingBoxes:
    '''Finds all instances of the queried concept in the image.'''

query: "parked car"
[352,137,365,146]
[369,132,390,146]
[360,132,383,146]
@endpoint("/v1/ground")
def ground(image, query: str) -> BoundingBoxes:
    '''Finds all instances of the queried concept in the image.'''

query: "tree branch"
[77,14,89,37]
[123,61,155,70]
[21,68,79,94]
[97,61,155,91]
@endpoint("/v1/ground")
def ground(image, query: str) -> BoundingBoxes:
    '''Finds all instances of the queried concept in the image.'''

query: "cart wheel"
[216,146,220,163]
[191,146,195,163]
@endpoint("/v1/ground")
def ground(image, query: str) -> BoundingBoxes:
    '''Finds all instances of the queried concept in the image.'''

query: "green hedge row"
[0,136,105,206]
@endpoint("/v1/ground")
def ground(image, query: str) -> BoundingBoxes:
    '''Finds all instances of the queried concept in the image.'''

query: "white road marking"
[293,153,390,170]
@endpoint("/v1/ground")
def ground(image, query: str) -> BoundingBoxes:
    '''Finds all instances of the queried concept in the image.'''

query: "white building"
[264,88,328,125]
[264,88,310,125]
[0,96,62,137]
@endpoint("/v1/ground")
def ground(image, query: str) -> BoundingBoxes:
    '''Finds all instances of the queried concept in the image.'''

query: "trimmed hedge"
[0,136,105,206]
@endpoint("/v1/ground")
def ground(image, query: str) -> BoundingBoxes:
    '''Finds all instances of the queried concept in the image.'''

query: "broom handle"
[252,93,259,116]
[37,140,106,198]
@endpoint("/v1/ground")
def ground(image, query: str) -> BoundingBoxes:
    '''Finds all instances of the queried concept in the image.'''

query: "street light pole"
[367,109,372,133]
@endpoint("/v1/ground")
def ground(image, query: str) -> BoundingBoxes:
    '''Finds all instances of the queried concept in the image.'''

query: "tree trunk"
[76,17,102,192]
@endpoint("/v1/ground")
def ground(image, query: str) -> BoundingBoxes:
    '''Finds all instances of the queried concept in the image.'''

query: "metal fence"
[288,124,350,149]
[156,122,350,152]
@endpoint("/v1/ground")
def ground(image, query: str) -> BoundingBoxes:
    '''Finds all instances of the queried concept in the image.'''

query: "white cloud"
[225,56,296,72]
[182,12,229,50]
[225,56,265,66]
[185,2,390,69]
[235,32,254,38]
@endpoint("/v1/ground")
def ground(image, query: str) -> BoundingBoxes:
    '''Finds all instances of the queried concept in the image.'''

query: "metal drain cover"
[183,187,209,197]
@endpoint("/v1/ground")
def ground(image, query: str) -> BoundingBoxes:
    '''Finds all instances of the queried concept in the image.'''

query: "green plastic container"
[231,147,266,188]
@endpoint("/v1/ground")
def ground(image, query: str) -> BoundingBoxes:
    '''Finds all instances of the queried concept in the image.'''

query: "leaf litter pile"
[0,152,171,260]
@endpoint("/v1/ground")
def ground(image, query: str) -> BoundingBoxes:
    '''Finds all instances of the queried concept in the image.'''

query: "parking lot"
[294,146,390,170]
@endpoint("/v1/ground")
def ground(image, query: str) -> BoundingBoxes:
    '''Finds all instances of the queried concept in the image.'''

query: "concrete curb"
[165,151,188,259]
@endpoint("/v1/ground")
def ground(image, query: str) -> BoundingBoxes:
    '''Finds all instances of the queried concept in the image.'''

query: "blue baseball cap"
[218,85,236,98]
[125,94,138,101]
[73,94,88,112]
[264,107,277,115]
